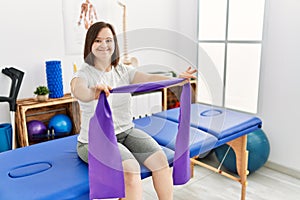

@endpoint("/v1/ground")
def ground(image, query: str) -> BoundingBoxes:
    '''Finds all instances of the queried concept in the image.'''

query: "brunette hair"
[83,22,120,67]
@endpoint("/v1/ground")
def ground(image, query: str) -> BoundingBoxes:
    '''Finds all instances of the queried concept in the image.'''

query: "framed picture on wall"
[62,0,122,55]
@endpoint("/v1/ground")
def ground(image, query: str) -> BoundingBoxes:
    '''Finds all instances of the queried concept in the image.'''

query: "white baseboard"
[265,161,300,179]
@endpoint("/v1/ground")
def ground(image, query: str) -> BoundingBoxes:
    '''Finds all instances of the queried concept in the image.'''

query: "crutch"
[0,67,24,149]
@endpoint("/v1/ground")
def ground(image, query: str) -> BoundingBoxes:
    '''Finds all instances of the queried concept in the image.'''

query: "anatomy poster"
[62,0,122,55]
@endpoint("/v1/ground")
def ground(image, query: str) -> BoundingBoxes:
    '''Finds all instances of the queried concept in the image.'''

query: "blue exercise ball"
[27,120,47,141]
[48,114,72,136]
[214,129,270,174]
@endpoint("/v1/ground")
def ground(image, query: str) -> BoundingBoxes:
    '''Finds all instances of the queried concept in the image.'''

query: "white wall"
[125,0,198,75]
[258,0,300,174]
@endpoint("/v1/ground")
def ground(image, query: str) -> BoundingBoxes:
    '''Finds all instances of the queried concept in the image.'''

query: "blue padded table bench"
[138,103,262,200]
[0,103,262,200]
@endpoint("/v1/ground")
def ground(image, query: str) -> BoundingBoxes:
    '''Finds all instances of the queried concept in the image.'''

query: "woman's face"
[91,27,115,62]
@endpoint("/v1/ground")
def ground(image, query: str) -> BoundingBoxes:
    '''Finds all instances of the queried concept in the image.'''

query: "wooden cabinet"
[162,79,197,110]
[15,93,80,147]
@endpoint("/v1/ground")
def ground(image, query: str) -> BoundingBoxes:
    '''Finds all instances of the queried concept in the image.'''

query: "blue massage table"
[0,103,262,200]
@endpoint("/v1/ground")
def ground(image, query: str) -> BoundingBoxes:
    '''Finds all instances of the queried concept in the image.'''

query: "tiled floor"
[142,154,300,200]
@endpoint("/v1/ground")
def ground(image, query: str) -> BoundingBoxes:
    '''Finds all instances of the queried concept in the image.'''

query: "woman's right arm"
[71,77,111,102]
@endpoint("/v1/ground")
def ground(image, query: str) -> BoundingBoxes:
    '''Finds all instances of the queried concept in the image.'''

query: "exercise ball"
[48,114,72,136]
[27,120,47,141]
[214,129,270,174]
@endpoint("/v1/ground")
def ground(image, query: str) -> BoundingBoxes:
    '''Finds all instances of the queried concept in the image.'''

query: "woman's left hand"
[179,66,197,80]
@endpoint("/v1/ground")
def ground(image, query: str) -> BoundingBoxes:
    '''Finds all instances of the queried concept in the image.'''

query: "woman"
[71,21,196,200]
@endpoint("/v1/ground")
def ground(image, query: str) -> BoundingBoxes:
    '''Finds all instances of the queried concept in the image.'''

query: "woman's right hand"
[91,84,112,99]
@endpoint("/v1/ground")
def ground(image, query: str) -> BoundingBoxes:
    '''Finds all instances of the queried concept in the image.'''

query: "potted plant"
[34,86,50,102]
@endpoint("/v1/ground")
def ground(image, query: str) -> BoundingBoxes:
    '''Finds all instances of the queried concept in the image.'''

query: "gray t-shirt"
[73,63,137,143]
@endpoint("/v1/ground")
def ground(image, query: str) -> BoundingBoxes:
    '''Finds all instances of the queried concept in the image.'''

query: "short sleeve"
[115,64,137,83]
[73,70,87,80]
[72,64,91,87]
[125,65,137,83]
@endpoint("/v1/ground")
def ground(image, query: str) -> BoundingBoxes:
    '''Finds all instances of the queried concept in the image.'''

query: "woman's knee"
[122,159,142,187]
[143,150,169,172]
[122,159,141,174]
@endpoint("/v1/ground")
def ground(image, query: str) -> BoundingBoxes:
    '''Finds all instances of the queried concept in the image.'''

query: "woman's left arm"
[131,66,197,84]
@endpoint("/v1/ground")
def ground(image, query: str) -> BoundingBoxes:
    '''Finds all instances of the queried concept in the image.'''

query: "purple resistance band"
[88,78,191,199]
